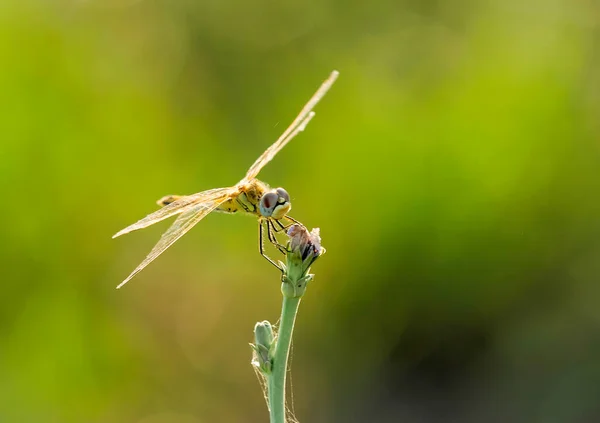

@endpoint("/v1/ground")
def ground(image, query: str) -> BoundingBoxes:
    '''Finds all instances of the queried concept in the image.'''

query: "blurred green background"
[2,0,600,422]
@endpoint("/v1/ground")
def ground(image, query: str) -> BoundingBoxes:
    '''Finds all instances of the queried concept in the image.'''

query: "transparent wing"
[243,70,339,182]
[116,196,229,289]
[112,187,234,238]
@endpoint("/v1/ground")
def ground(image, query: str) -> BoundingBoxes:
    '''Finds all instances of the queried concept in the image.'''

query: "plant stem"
[268,296,301,423]
[253,224,323,422]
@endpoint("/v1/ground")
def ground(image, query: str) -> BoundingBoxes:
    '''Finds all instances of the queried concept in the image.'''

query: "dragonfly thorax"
[215,180,291,220]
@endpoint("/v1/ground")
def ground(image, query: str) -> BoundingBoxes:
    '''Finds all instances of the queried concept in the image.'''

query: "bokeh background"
[2,0,600,422]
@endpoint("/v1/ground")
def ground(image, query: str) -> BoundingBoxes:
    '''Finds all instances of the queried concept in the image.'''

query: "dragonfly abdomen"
[157,195,182,206]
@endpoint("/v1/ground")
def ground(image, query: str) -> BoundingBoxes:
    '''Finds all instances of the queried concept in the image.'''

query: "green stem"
[267,296,301,423]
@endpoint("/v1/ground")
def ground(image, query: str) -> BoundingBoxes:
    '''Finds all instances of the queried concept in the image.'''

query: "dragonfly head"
[259,187,291,219]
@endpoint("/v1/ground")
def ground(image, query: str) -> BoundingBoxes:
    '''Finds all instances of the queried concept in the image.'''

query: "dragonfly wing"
[116,196,229,288]
[243,70,339,182]
[112,187,234,238]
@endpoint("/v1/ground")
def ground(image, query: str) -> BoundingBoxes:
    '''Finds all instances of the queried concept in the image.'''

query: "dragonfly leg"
[267,220,289,254]
[284,215,301,224]
[272,216,300,233]
[259,220,283,271]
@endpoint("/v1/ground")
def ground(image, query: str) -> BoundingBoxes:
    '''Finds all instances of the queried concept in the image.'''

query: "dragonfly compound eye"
[276,188,290,203]
[259,192,279,217]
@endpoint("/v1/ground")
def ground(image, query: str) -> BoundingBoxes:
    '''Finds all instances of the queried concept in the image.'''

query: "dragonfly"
[113,70,339,288]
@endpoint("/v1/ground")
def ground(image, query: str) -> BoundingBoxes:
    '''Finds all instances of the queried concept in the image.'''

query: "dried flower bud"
[287,225,324,264]
[281,224,325,298]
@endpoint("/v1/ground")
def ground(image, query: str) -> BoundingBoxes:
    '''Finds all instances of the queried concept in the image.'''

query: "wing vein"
[112,187,233,238]
[116,197,228,289]
[243,70,339,181]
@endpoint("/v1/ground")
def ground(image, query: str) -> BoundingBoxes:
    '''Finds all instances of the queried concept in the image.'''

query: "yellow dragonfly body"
[113,70,339,288]
[158,178,275,218]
